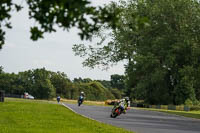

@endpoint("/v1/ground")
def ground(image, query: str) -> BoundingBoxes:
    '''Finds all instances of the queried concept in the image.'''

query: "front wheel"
[110,108,121,118]
[110,113,118,118]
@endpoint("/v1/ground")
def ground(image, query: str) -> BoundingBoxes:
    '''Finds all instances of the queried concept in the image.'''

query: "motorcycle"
[110,104,124,118]
[78,96,84,106]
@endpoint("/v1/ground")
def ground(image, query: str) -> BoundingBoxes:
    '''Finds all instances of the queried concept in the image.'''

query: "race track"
[63,103,200,133]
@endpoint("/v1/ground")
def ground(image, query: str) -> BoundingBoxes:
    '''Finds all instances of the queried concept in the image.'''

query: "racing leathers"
[116,98,130,114]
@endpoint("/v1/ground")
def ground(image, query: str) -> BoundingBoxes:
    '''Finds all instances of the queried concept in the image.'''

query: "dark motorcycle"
[78,96,84,106]
[110,105,124,118]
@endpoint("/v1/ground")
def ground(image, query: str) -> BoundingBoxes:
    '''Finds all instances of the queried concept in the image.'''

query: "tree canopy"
[0,67,123,100]
[73,0,200,105]
[0,0,120,49]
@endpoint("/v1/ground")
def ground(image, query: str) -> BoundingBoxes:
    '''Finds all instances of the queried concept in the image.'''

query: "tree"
[110,88,122,99]
[78,81,115,101]
[110,74,125,90]
[31,68,56,99]
[73,0,200,105]
[0,0,22,49]
[96,80,112,89]
[0,66,4,74]
[50,71,72,98]
[18,70,34,94]
[0,67,123,100]
[0,71,26,95]
[73,77,84,83]
[0,0,120,49]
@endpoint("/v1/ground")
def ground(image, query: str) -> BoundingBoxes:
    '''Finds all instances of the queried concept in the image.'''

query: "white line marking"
[62,103,102,123]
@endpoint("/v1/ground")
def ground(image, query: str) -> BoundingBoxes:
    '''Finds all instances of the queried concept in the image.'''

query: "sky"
[0,0,125,80]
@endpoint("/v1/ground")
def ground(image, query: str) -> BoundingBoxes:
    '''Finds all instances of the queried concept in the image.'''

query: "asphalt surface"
[63,103,200,133]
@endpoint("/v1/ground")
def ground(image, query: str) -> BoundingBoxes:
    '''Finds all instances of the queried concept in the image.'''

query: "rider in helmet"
[80,91,85,97]
[78,91,85,102]
[56,95,61,103]
[116,97,131,114]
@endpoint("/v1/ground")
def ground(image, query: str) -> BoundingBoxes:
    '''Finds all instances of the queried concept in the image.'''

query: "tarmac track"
[63,103,200,133]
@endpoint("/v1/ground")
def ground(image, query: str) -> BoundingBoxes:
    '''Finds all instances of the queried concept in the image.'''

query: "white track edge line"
[62,103,102,123]
[62,103,134,132]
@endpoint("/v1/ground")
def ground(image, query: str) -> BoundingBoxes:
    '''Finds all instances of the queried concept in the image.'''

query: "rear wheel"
[78,100,82,106]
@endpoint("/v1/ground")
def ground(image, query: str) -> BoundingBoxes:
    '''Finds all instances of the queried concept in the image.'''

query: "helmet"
[81,91,84,94]
[124,97,129,102]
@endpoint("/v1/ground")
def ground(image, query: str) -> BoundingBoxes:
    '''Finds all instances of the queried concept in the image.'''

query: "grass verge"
[54,98,110,106]
[0,98,133,133]
[137,107,200,119]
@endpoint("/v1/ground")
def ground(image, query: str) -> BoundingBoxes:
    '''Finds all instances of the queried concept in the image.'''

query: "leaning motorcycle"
[78,96,84,106]
[110,105,124,118]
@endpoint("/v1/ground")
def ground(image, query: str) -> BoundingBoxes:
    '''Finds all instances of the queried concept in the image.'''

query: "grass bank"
[137,107,200,119]
[54,98,108,106]
[0,98,133,133]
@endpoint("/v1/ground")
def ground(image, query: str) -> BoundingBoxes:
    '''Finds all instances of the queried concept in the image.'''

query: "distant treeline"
[0,67,125,101]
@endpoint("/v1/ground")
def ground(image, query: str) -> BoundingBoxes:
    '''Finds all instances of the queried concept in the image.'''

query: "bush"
[185,99,200,106]
[185,99,193,106]
[190,106,200,111]
[193,100,200,106]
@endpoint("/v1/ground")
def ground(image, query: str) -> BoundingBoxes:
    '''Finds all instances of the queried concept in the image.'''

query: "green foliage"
[185,99,200,106]
[29,68,56,99]
[30,27,44,40]
[0,0,22,48]
[96,80,112,89]
[185,99,193,106]
[111,74,125,90]
[0,66,3,74]
[0,68,57,99]
[110,88,122,99]
[0,72,24,95]
[0,0,120,49]
[0,67,122,100]
[124,0,200,105]
[75,81,115,101]
[190,106,200,111]
[73,77,92,83]
[73,0,200,105]
[50,71,72,98]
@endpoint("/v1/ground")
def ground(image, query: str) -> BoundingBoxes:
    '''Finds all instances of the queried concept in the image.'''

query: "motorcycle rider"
[115,97,131,114]
[78,91,85,104]
[80,91,85,97]
[57,95,60,103]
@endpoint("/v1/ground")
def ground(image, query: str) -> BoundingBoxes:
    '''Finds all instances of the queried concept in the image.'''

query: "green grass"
[0,98,133,133]
[137,107,200,119]
[55,98,110,107]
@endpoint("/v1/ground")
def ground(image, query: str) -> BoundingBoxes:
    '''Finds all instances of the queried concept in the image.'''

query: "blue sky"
[0,0,124,80]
